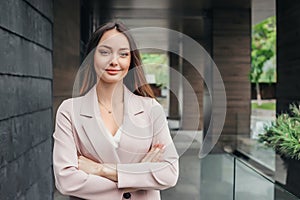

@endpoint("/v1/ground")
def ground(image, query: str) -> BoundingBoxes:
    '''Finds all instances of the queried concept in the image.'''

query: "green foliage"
[141,53,169,87]
[250,16,276,83]
[259,104,300,160]
[259,56,277,82]
[252,101,276,110]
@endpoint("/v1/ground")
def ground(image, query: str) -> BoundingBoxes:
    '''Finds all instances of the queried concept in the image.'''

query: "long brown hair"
[79,21,154,98]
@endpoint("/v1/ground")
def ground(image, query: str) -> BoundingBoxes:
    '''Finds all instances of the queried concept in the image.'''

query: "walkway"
[54,130,299,200]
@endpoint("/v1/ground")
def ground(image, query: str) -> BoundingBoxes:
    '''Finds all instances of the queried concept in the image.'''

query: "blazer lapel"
[122,87,152,138]
[117,87,153,162]
[77,85,120,163]
[123,86,144,117]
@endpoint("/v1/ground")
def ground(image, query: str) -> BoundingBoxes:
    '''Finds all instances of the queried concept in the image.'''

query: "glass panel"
[235,158,299,200]
[274,185,299,200]
[200,154,234,200]
[237,105,276,172]
[237,134,276,171]
[235,159,274,200]
[161,153,299,200]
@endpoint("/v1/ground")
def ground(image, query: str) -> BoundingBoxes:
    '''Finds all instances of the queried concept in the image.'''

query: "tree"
[141,53,169,87]
[250,16,276,105]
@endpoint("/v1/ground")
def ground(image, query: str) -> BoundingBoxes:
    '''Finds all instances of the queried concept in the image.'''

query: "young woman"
[53,21,179,200]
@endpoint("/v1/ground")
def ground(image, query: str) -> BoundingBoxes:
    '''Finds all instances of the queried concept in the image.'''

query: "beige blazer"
[53,85,179,200]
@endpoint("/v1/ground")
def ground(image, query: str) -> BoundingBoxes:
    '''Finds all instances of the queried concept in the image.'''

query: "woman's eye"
[99,50,110,56]
[120,52,129,58]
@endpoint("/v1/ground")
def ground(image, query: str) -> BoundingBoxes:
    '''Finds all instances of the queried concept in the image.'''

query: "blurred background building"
[1,0,300,199]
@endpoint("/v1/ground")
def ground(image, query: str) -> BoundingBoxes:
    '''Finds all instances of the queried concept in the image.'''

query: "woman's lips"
[105,69,122,75]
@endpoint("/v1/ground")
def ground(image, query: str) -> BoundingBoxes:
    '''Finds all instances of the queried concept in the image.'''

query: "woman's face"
[94,28,131,84]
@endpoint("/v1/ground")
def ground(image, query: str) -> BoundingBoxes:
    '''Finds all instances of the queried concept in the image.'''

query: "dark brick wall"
[0,0,53,199]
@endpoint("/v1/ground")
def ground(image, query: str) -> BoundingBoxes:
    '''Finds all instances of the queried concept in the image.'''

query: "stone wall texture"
[0,0,53,199]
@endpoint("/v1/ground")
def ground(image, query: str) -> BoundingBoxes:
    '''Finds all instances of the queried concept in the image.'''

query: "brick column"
[212,2,251,147]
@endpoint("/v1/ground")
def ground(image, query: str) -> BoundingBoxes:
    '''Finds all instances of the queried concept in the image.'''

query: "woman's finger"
[151,151,161,162]
[146,147,160,162]
[142,147,159,162]
[141,143,165,162]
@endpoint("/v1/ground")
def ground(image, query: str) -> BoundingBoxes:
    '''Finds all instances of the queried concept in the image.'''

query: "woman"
[53,21,179,200]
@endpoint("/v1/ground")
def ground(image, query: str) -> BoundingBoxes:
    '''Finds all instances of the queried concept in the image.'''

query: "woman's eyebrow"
[98,45,112,49]
[119,47,130,51]
[98,45,129,51]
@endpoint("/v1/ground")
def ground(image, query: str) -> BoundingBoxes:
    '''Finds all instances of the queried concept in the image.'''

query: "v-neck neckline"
[97,106,123,137]
[93,84,126,147]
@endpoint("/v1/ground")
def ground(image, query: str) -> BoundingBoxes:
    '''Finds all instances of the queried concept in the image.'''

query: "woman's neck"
[96,80,124,105]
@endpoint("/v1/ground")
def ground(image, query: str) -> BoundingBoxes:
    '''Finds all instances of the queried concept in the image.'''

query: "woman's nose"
[109,55,118,66]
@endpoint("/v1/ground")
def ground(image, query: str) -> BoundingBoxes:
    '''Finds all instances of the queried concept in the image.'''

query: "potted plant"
[258,103,300,197]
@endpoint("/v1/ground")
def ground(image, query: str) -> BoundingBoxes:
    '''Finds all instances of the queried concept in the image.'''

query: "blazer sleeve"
[117,99,179,190]
[53,100,119,199]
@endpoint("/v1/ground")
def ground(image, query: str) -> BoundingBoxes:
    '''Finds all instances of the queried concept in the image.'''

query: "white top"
[93,86,122,148]
[112,127,122,146]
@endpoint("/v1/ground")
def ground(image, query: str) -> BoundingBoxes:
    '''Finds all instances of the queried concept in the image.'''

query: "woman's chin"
[99,75,123,84]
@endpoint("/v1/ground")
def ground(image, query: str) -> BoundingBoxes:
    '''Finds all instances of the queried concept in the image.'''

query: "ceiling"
[89,0,275,52]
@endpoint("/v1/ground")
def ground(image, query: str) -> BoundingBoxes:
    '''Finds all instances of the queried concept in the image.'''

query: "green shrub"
[259,104,300,160]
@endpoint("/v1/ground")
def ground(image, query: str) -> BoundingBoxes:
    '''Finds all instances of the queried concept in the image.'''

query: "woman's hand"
[78,143,165,192]
[78,156,118,182]
[141,143,165,163]
[78,156,103,176]
[122,144,165,193]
